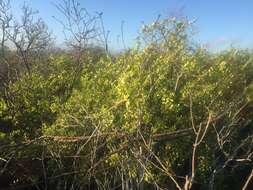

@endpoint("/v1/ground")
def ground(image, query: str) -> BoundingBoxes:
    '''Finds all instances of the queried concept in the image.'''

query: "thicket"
[0,0,252,189]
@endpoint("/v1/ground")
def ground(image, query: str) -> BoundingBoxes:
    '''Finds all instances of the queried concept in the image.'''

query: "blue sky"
[11,0,253,51]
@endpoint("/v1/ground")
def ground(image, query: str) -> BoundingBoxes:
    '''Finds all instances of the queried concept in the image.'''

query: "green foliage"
[2,55,79,138]
[1,17,253,190]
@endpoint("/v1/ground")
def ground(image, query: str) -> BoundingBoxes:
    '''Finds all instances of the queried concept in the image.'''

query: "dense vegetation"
[0,0,252,189]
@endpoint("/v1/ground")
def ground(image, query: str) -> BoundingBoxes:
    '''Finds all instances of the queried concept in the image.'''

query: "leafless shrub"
[6,3,52,74]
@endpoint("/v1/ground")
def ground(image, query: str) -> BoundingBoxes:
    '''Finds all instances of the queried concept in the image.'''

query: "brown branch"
[0,128,194,150]
[242,169,253,190]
